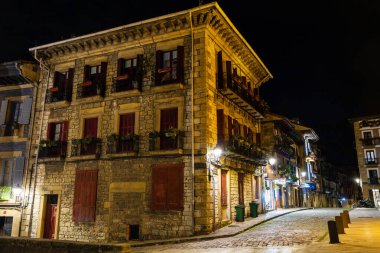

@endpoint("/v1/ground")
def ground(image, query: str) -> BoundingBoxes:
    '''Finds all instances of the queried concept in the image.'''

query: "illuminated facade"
[23,3,272,242]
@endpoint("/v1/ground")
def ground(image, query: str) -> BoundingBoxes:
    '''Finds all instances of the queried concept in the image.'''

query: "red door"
[43,195,58,239]
[119,113,135,152]
[160,108,178,149]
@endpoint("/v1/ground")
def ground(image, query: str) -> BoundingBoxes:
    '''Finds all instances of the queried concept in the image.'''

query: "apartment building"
[0,61,39,236]
[24,2,272,242]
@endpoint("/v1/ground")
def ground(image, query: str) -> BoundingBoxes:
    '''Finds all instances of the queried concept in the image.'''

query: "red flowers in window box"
[158,68,171,74]
[49,87,59,92]
[82,80,93,86]
[116,74,129,80]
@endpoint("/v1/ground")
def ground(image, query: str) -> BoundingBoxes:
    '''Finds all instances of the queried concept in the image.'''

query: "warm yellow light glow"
[269,158,276,165]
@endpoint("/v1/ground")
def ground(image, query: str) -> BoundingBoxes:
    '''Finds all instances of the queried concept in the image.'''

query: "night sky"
[1,0,379,168]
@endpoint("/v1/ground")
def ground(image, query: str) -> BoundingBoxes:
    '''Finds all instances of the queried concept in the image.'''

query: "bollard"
[340,212,348,228]
[335,216,345,234]
[327,220,340,244]
[343,210,351,224]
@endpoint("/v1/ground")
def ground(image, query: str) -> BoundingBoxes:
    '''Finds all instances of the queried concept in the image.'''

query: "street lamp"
[208,147,222,181]
[355,178,360,184]
[301,171,306,177]
[269,157,276,166]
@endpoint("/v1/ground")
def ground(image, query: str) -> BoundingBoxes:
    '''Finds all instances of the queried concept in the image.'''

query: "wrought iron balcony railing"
[112,77,141,93]
[39,141,67,158]
[71,138,102,157]
[106,135,139,154]
[360,137,380,146]
[77,80,105,98]
[221,136,266,163]
[365,157,378,165]
[149,131,184,151]
[46,85,72,103]
[368,177,380,185]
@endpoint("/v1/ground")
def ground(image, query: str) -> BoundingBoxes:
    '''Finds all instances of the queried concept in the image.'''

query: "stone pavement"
[129,207,310,248]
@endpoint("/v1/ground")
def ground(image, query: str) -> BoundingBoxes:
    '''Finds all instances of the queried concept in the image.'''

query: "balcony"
[0,123,25,137]
[77,80,105,99]
[106,134,139,154]
[112,75,141,93]
[46,85,72,103]
[71,137,102,157]
[220,135,267,165]
[365,157,378,165]
[39,140,67,158]
[360,137,380,146]
[149,130,184,151]
[368,177,380,185]
[217,72,269,118]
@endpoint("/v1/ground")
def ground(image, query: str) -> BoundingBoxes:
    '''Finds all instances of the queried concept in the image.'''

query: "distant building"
[351,115,380,207]
[0,61,39,236]
[24,2,272,242]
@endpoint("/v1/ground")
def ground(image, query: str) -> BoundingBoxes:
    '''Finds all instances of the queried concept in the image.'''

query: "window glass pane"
[163,52,171,68]
[132,58,137,67]
[172,50,177,60]
[0,159,13,186]
[97,65,101,74]
[125,60,131,68]
[54,123,61,141]
[90,66,97,74]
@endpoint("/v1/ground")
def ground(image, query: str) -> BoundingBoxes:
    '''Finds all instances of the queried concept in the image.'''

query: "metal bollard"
[340,212,348,228]
[343,210,351,224]
[335,216,345,234]
[328,220,340,244]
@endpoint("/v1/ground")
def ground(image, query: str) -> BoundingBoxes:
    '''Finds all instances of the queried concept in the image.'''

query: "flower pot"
[116,74,129,80]
[49,87,59,92]
[158,68,171,74]
[82,81,93,86]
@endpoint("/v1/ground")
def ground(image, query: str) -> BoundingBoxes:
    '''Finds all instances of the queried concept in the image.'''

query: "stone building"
[0,61,39,236]
[23,2,272,242]
[351,115,380,207]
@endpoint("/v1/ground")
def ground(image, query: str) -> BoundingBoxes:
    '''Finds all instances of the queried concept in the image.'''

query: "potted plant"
[82,80,93,86]
[149,130,161,139]
[49,87,59,92]
[164,127,180,139]
[107,133,119,153]
[158,68,171,74]
[116,74,129,80]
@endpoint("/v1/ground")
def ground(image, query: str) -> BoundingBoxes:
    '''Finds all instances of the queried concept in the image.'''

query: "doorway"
[0,217,13,236]
[43,194,58,239]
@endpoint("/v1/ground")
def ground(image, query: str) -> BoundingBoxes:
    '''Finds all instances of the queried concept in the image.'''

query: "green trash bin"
[249,201,259,217]
[235,205,245,222]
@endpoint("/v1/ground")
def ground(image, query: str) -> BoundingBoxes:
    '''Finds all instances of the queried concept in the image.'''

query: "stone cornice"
[30,2,271,84]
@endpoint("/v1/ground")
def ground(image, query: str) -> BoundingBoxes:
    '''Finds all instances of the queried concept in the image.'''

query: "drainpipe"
[189,11,195,233]
[25,50,50,237]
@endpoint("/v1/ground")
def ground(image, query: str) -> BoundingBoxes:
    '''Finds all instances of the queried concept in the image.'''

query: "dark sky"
[1,0,379,167]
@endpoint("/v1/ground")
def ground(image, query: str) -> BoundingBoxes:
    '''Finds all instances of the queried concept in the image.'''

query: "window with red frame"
[156,46,184,85]
[119,113,135,152]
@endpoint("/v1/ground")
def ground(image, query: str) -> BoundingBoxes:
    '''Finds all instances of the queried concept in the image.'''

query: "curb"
[130,208,312,248]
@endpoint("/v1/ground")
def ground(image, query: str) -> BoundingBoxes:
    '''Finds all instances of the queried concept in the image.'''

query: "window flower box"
[116,74,129,80]
[49,87,59,92]
[82,80,93,86]
[158,68,171,74]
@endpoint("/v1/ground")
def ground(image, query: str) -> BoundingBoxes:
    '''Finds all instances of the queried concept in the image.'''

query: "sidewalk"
[129,207,310,248]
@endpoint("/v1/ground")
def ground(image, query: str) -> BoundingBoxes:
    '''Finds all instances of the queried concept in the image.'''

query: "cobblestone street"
[132,208,343,252]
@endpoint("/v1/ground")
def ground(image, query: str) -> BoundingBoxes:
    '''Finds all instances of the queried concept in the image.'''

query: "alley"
[132,208,343,252]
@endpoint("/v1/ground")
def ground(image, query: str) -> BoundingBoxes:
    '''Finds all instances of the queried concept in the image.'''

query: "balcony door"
[369,169,379,185]
[366,150,376,164]
[160,108,178,149]
[119,113,135,152]
[83,118,98,155]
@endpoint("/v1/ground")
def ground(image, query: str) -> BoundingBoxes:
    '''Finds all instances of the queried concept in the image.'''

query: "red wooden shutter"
[155,50,163,85]
[117,58,125,76]
[243,126,248,138]
[160,108,178,130]
[100,62,108,84]
[238,173,244,205]
[83,65,91,82]
[84,118,98,137]
[66,68,74,102]
[227,116,233,136]
[256,133,261,146]
[248,128,253,143]
[221,170,227,206]
[226,61,232,88]
[217,51,224,89]
[136,54,144,88]
[167,164,184,210]
[151,165,168,210]
[73,169,98,222]
[60,121,69,141]
[177,46,184,83]
[233,119,240,135]
[119,113,135,135]
[217,109,225,146]
[47,122,55,140]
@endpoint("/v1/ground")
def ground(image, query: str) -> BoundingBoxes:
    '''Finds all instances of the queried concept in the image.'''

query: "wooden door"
[43,195,58,239]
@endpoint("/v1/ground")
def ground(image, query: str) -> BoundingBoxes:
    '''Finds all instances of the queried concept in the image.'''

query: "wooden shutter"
[119,113,135,135]
[226,61,232,88]
[136,54,144,88]
[83,65,91,82]
[117,58,125,76]
[18,98,32,124]
[217,109,225,146]
[233,119,240,135]
[160,108,178,130]
[151,165,168,210]
[73,169,98,222]
[53,71,61,87]
[221,170,227,206]
[84,118,98,137]
[100,62,108,85]
[155,50,163,85]
[238,173,244,205]
[0,100,8,125]
[60,121,69,141]
[176,46,184,83]
[256,133,261,146]
[13,157,24,187]
[243,126,248,138]
[47,122,55,140]
[66,68,74,102]
[227,116,233,136]
[167,164,184,210]
[217,51,224,89]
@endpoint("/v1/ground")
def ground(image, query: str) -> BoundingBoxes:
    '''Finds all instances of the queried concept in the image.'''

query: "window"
[0,157,24,201]
[366,150,376,162]
[160,107,178,149]
[115,57,141,92]
[156,46,184,85]
[81,63,107,97]
[254,176,260,199]
[83,117,98,138]
[151,164,183,211]
[221,170,227,207]
[73,169,98,222]
[0,98,32,136]
[368,169,379,184]
[363,131,372,139]
[49,69,74,102]
[238,173,244,205]
[0,217,13,236]
[47,122,68,141]
[119,113,135,152]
